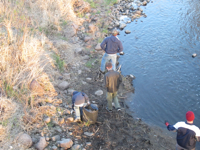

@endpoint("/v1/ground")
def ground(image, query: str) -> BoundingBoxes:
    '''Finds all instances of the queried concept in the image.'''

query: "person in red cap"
[165,111,200,150]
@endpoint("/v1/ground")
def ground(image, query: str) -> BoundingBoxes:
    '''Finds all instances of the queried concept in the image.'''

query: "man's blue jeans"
[100,53,117,72]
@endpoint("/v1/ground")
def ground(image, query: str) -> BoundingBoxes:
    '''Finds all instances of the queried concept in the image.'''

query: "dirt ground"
[63,51,176,150]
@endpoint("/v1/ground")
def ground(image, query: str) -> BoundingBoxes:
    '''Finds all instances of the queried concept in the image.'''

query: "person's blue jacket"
[100,35,123,54]
[72,91,89,110]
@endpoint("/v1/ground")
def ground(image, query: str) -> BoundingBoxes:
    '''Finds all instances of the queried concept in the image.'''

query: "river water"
[118,0,200,144]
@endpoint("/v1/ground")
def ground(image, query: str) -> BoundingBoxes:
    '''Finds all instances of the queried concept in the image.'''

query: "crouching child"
[72,91,90,122]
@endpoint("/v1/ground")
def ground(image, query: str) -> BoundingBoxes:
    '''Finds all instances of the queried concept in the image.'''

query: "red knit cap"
[186,111,195,121]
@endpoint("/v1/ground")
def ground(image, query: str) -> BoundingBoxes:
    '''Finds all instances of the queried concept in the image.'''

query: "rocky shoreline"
[1,0,177,150]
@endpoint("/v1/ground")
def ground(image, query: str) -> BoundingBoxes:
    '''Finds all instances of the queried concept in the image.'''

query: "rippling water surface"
[118,0,200,140]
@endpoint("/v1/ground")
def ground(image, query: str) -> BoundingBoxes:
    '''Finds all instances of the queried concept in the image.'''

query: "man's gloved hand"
[119,52,124,55]
[165,120,169,127]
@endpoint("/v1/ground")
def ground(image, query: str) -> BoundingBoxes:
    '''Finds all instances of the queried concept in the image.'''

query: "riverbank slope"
[0,0,175,149]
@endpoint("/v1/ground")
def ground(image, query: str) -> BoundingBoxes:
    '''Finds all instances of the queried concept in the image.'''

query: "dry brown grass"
[0,0,88,149]
[0,97,22,150]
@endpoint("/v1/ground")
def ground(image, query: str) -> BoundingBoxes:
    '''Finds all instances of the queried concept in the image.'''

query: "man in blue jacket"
[100,29,124,73]
[165,111,200,150]
[72,91,90,122]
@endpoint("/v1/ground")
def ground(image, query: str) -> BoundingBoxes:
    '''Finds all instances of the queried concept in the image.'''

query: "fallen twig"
[94,127,99,134]
[106,123,111,130]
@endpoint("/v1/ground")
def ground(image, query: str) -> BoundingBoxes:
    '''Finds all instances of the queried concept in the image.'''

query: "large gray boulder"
[72,144,81,150]
[52,135,61,142]
[16,133,32,148]
[95,43,102,50]
[58,81,70,90]
[57,138,73,149]
[119,23,127,30]
[34,137,48,150]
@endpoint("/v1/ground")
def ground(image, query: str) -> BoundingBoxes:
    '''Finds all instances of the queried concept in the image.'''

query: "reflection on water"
[118,0,200,146]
